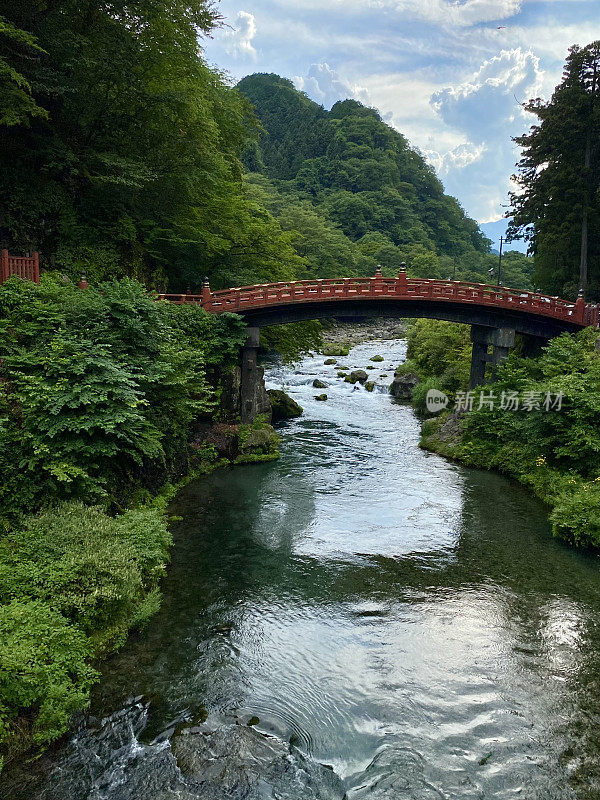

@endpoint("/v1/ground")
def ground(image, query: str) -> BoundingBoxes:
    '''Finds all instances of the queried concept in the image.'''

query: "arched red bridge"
[158,269,599,390]
[158,271,598,333]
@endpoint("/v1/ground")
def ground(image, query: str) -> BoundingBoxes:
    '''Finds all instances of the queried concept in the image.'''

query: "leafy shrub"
[0,277,246,520]
[550,483,600,548]
[412,377,444,415]
[0,601,97,755]
[0,504,171,654]
[406,319,471,393]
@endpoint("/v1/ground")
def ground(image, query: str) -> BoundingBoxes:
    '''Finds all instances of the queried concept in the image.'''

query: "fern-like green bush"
[0,600,97,762]
[0,276,247,522]
[0,503,171,764]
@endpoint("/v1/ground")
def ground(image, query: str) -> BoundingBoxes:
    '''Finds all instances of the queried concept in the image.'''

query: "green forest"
[0,2,534,292]
[0,0,599,777]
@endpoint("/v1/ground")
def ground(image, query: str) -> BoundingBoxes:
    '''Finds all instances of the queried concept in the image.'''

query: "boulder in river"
[324,358,337,365]
[268,389,303,421]
[370,355,384,362]
[314,393,328,401]
[313,379,327,389]
[389,372,419,400]
[345,369,368,384]
[365,381,375,392]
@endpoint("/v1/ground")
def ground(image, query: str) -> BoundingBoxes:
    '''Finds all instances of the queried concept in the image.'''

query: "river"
[4,337,600,799]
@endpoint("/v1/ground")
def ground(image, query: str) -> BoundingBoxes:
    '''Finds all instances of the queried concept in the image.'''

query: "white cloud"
[222,11,258,59]
[270,0,523,27]
[295,63,371,109]
[394,0,523,26]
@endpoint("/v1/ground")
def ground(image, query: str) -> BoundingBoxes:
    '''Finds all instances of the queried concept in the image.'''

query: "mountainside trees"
[0,2,304,290]
[237,73,536,288]
[510,42,600,300]
[238,75,491,267]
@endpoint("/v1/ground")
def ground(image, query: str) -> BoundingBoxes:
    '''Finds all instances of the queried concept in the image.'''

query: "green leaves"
[509,41,600,299]
[0,502,171,757]
[0,277,243,519]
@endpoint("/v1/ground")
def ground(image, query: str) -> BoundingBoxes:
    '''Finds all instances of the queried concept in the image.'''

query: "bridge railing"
[0,250,40,284]
[157,277,599,328]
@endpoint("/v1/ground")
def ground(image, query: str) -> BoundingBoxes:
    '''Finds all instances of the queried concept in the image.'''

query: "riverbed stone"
[313,379,327,388]
[172,721,346,799]
[345,369,368,384]
[314,393,328,401]
[365,381,375,392]
[324,358,337,365]
[370,355,384,362]
[267,389,303,421]
[389,372,420,400]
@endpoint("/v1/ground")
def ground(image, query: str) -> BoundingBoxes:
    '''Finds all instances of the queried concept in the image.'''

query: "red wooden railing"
[157,275,600,329]
[0,250,40,284]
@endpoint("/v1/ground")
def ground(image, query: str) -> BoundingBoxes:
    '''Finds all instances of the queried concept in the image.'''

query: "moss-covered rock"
[345,369,368,384]
[322,343,350,357]
[313,379,327,389]
[323,358,337,365]
[314,394,328,401]
[267,389,303,421]
[365,381,375,392]
[370,355,384,362]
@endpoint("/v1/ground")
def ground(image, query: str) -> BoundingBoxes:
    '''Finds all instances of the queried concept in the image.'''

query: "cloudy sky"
[203,0,599,230]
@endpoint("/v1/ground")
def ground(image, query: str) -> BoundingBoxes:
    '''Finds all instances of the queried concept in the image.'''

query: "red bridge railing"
[0,250,40,284]
[157,275,600,329]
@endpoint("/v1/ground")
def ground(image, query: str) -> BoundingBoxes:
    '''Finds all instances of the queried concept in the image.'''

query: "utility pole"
[498,235,503,286]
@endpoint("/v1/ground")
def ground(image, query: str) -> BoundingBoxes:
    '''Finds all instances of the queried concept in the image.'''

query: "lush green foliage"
[405,319,472,396]
[0,503,171,765]
[410,319,600,547]
[510,42,600,299]
[0,1,305,290]
[0,276,246,523]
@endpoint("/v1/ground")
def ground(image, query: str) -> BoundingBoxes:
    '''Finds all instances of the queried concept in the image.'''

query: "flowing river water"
[4,337,600,800]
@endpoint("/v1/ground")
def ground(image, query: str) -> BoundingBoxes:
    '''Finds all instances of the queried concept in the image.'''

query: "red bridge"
[158,268,598,389]
[158,270,598,331]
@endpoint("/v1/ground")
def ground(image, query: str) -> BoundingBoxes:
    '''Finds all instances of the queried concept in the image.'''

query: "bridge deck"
[158,277,599,329]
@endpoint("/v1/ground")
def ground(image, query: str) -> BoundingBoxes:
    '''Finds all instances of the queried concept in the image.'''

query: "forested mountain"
[0,5,533,292]
[237,74,534,289]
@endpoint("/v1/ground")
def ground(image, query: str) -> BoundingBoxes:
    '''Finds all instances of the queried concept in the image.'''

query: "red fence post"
[1,250,8,284]
[396,262,408,295]
[575,290,586,324]
[32,252,40,283]
[201,277,212,310]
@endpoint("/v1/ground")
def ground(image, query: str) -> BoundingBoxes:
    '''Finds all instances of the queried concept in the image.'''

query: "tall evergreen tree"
[509,42,600,299]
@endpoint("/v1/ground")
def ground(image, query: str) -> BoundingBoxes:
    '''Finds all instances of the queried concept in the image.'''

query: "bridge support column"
[521,333,548,358]
[240,327,271,423]
[469,325,515,388]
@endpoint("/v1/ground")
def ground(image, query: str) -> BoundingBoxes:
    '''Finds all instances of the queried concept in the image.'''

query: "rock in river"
[345,369,368,385]
[389,372,419,400]
[268,389,303,421]
[313,379,327,389]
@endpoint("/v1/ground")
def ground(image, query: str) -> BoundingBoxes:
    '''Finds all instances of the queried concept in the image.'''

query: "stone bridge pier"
[240,327,271,423]
[469,326,548,388]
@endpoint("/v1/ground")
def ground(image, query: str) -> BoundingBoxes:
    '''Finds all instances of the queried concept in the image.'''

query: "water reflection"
[3,338,600,799]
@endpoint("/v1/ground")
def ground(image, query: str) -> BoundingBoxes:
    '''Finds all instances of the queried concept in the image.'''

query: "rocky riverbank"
[321,318,407,350]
